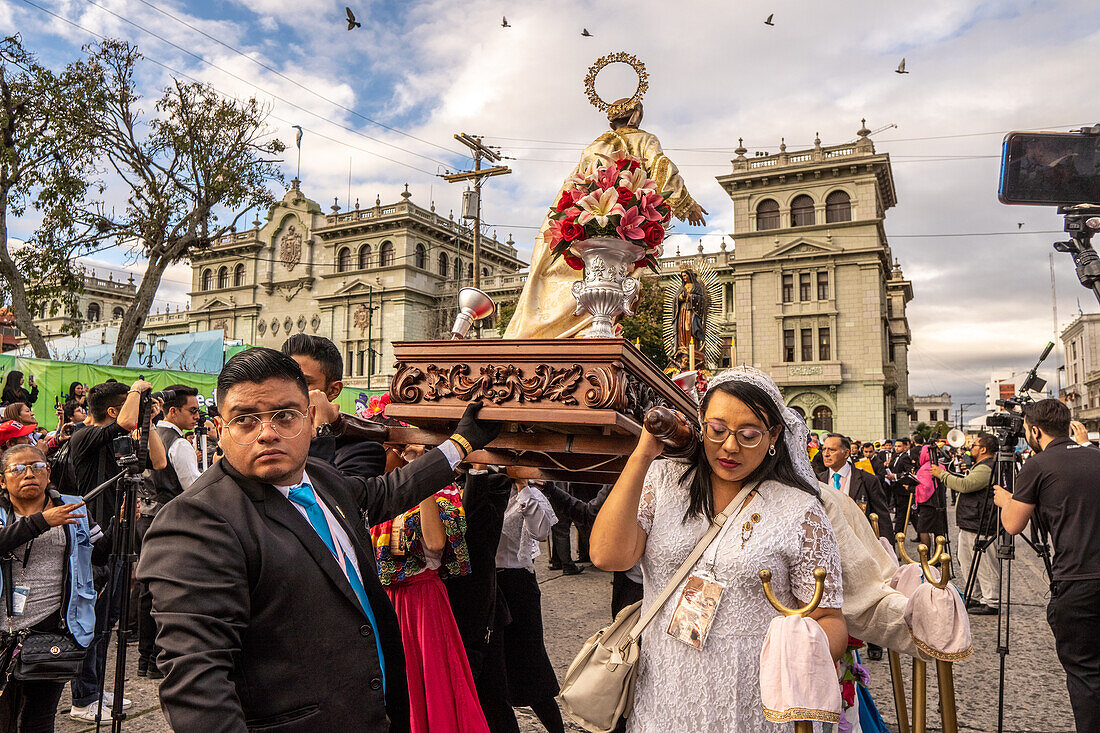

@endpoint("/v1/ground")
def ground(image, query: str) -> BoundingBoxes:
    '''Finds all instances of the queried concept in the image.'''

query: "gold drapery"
[503,127,699,340]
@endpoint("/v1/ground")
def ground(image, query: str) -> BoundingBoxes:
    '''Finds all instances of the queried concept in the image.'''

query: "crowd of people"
[0,344,1097,732]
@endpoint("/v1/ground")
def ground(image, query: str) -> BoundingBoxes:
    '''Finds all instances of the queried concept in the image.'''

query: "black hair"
[912,433,926,446]
[897,437,911,446]
[68,382,84,401]
[162,384,199,412]
[973,432,998,455]
[825,433,851,452]
[216,347,308,406]
[281,334,343,386]
[1022,398,1071,439]
[62,400,84,422]
[3,371,23,392]
[681,380,818,522]
[87,381,129,421]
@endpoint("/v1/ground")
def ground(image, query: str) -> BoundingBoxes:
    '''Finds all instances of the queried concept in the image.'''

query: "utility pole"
[1050,252,1063,395]
[443,133,511,289]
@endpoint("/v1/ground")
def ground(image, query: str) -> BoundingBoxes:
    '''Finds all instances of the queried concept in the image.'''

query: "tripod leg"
[912,658,927,733]
[889,650,911,733]
[937,660,958,733]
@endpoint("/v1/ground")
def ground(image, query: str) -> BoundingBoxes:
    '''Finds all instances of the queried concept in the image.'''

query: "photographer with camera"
[994,399,1100,733]
[931,433,999,615]
[66,379,166,721]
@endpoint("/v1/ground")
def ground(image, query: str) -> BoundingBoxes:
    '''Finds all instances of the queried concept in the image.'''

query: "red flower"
[563,253,584,270]
[555,190,575,212]
[643,223,665,247]
[561,220,586,242]
[841,680,856,708]
[615,158,631,171]
[629,160,640,172]
[847,636,864,650]
[616,186,634,205]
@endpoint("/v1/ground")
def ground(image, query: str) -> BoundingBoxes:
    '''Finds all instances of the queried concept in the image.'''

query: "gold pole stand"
[912,658,927,733]
[889,649,911,733]
[937,659,959,733]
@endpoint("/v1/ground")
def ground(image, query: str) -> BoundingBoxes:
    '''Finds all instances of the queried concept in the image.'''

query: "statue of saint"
[675,267,707,365]
[504,64,706,340]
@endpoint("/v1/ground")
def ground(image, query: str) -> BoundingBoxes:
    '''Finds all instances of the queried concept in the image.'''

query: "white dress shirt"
[164,422,202,490]
[829,461,853,496]
[495,486,557,571]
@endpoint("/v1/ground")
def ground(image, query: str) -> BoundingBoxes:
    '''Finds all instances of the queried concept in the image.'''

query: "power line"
[74,0,454,170]
[18,0,447,177]
[127,0,465,161]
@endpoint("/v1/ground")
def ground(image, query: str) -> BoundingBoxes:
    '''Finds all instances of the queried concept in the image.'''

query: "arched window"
[791,195,815,227]
[358,245,372,269]
[415,243,427,269]
[379,241,394,267]
[790,405,806,419]
[756,199,780,230]
[217,266,229,289]
[482,267,490,279]
[825,190,852,223]
[112,306,124,320]
[812,405,833,432]
[234,263,246,286]
[337,247,351,273]
[201,269,212,291]
[86,302,100,322]
[438,252,448,276]
[467,262,474,280]
[39,303,47,319]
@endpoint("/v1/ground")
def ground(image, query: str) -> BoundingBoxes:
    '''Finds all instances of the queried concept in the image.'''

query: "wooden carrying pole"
[759,567,827,733]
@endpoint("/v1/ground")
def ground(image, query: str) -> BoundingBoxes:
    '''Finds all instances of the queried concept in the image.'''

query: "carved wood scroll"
[391,362,585,406]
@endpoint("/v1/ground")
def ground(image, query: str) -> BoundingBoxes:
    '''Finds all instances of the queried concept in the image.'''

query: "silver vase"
[569,236,644,338]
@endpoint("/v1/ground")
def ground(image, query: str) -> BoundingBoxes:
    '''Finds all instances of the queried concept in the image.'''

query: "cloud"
[11,0,1100,413]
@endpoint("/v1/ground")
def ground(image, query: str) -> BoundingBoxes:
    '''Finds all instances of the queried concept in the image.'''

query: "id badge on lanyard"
[666,489,757,651]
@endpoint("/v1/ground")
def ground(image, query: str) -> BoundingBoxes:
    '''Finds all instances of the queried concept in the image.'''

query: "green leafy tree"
[914,422,933,441]
[0,35,100,357]
[495,300,517,336]
[67,40,284,364]
[933,420,951,439]
[621,275,668,369]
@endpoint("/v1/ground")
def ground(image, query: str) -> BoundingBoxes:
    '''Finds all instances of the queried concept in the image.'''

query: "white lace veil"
[701,366,820,492]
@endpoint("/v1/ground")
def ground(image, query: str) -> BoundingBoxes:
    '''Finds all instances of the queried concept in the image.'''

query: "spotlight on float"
[947,428,966,448]
[450,287,496,339]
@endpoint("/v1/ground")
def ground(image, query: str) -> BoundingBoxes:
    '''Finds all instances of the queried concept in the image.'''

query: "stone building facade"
[186,180,525,390]
[29,272,138,339]
[1059,312,1100,430]
[704,123,914,439]
[910,393,954,429]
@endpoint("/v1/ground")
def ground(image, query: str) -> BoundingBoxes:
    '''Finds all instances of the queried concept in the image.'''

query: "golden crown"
[584,52,649,118]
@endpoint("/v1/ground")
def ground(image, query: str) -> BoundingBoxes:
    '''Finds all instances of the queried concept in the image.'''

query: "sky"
[5,0,1100,422]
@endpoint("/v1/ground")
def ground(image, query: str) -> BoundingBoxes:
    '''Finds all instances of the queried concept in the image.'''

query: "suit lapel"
[217,457,371,620]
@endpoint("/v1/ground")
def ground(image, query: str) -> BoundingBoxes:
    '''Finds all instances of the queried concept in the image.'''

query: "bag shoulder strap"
[625,483,757,643]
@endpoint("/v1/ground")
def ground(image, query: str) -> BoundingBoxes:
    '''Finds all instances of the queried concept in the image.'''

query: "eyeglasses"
[702,421,773,448]
[4,462,49,477]
[223,409,308,445]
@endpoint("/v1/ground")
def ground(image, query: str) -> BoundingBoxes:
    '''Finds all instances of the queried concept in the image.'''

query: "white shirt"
[828,461,852,496]
[495,486,557,571]
[164,422,201,490]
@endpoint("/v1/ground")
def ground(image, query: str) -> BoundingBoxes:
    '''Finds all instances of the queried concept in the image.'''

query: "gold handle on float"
[925,536,946,566]
[759,567,826,617]
[917,544,952,590]
[896,533,915,564]
[870,512,880,538]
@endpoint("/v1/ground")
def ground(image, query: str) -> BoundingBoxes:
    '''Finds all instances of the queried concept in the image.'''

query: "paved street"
[53,513,1074,733]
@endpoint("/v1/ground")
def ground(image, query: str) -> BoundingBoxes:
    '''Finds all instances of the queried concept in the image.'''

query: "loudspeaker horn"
[450,287,496,339]
[946,428,966,448]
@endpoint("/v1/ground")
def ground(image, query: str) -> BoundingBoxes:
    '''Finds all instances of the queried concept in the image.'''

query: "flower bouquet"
[546,152,672,273]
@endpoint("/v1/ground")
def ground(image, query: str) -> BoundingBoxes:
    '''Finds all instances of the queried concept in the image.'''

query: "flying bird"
[581,28,593,37]
[345,7,360,30]
[501,16,510,27]
[1018,222,1025,229]
[895,58,909,74]
[764,13,775,25]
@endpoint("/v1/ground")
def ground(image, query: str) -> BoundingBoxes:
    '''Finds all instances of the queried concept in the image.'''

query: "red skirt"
[386,569,490,733]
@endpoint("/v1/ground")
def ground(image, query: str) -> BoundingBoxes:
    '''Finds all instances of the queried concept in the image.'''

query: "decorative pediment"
[764,238,842,259]
[320,280,379,300]
[197,297,235,312]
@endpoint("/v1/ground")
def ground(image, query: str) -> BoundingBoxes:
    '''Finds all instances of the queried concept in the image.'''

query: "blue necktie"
[287,482,385,690]
[833,473,842,491]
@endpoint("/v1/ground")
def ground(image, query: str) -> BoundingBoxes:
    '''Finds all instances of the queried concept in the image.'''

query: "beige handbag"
[557,489,755,733]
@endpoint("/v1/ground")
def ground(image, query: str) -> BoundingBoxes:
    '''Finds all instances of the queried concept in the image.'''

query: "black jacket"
[818,464,893,538]
[1,383,37,406]
[950,458,996,535]
[136,449,454,733]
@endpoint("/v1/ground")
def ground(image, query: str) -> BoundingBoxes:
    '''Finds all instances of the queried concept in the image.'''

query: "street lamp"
[135,334,168,368]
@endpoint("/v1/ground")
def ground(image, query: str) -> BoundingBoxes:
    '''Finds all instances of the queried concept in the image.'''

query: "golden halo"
[584,52,649,118]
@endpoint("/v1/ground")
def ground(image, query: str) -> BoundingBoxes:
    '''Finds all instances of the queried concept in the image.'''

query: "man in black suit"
[885,437,915,536]
[137,348,498,732]
[817,434,892,539]
[282,333,386,479]
[860,441,886,479]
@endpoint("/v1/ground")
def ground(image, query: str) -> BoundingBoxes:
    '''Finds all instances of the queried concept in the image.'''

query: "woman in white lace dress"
[590,366,847,731]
